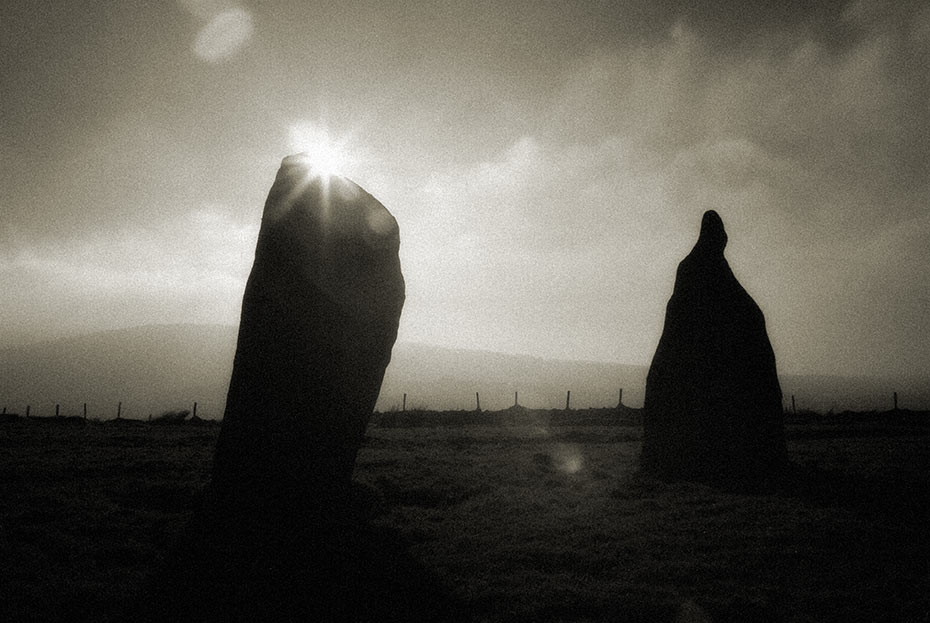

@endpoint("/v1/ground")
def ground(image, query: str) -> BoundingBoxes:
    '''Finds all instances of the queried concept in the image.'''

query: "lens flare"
[192,8,253,62]
[555,444,584,474]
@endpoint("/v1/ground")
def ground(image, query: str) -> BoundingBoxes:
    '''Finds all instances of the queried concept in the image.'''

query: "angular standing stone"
[208,154,405,519]
[131,158,467,623]
[641,210,786,490]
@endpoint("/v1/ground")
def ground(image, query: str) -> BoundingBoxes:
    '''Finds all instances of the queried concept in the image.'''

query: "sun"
[286,121,352,178]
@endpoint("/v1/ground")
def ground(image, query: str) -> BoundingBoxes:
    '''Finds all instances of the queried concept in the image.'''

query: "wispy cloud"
[382,10,929,373]
[3,0,927,376]
[0,207,257,341]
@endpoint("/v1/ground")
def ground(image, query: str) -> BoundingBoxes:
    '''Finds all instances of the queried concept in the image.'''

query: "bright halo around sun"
[286,121,353,178]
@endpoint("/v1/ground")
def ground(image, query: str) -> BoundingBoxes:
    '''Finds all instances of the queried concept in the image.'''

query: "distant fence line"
[1,389,913,420]
[785,392,905,415]
[387,388,629,413]
[0,401,205,421]
[3,389,633,420]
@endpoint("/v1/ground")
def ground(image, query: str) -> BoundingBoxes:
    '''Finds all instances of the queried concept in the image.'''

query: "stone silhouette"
[208,154,405,519]
[641,210,786,491]
[130,158,466,621]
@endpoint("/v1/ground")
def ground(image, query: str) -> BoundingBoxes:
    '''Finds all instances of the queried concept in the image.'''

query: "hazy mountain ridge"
[1,325,927,418]
[0,325,238,419]
[379,342,647,411]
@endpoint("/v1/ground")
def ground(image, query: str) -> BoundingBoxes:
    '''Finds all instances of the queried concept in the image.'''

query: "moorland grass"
[0,417,927,621]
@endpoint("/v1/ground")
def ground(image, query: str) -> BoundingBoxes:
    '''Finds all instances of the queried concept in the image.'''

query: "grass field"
[1,415,928,622]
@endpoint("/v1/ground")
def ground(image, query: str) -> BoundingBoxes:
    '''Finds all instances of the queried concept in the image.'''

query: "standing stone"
[131,157,467,623]
[208,154,405,520]
[641,210,786,491]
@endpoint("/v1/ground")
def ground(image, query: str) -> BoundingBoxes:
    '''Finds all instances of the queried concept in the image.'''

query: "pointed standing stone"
[641,211,786,491]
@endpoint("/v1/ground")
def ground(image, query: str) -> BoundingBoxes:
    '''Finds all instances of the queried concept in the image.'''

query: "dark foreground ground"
[1,412,928,622]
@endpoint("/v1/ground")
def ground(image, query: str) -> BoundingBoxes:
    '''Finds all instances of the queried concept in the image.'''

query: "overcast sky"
[2,0,928,377]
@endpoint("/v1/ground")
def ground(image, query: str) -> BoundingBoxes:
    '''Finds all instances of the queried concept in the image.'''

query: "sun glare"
[287,122,352,178]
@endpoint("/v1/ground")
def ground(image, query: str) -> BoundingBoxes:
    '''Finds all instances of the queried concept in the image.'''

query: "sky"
[2,0,928,378]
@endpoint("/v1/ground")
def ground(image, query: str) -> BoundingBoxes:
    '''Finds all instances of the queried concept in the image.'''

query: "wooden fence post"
[893,392,898,411]
[791,395,796,414]
[193,402,198,418]
[402,393,406,412]
[83,403,87,420]
[476,392,481,412]
[26,405,30,417]
[514,391,518,407]
[55,404,60,417]
[117,402,121,419]
[618,388,623,408]
[565,390,571,411]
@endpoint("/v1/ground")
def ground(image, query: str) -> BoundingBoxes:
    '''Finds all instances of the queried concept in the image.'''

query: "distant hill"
[379,342,645,412]
[0,325,237,419]
[1,325,928,418]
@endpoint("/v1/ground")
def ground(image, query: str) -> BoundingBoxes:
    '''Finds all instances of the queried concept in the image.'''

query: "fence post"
[1,407,5,415]
[83,403,87,420]
[893,392,898,411]
[476,392,481,412]
[402,393,406,412]
[618,388,624,408]
[193,402,198,418]
[55,404,60,417]
[565,390,571,411]
[26,405,30,417]
[791,395,796,415]
[514,391,518,407]
[117,402,121,419]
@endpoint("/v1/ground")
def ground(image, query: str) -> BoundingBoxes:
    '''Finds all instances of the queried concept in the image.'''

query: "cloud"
[393,133,681,361]
[4,0,927,376]
[416,134,672,252]
[0,207,258,341]
[541,7,929,224]
[386,10,929,373]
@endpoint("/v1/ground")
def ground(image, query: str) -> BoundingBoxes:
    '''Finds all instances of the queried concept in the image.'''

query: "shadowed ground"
[131,483,468,622]
[1,417,928,622]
